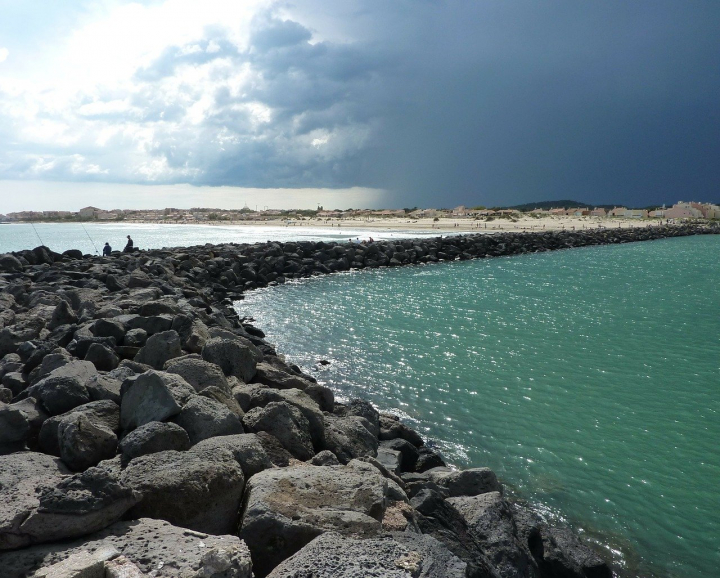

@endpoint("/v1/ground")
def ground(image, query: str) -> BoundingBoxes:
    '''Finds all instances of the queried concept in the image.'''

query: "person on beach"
[124,235,134,252]
[102,242,112,256]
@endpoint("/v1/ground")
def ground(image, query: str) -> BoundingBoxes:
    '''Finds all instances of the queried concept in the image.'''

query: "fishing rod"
[80,222,99,254]
[30,220,44,246]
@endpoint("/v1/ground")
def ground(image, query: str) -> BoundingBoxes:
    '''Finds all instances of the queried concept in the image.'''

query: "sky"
[0,0,718,212]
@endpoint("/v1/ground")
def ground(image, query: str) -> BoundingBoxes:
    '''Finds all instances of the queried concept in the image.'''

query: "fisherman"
[102,242,112,256]
[123,235,134,252]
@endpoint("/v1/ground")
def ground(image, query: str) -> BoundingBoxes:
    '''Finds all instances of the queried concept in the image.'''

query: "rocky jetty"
[0,224,716,577]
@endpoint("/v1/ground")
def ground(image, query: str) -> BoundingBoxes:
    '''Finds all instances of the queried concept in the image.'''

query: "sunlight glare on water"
[238,235,720,578]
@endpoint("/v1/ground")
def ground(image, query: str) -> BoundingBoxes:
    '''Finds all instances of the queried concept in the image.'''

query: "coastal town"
[1,200,718,224]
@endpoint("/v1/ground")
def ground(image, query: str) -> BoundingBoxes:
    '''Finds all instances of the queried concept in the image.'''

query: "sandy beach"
[123,215,674,234]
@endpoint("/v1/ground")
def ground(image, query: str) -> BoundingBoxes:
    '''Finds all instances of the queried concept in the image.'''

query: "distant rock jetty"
[0,223,716,577]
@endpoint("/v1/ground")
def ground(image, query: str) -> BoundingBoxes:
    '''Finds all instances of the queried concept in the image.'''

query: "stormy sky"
[0,0,718,211]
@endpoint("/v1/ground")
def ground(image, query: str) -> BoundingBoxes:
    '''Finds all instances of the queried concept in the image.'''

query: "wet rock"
[120,447,245,534]
[202,337,257,382]
[429,468,503,497]
[118,421,191,462]
[242,401,314,460]
[448,492,538,578]
[253,361,311,390]
[0,518,252,578]
[119,370,195,432]
[381,438,420,472]
[379,414,424,447]
[239,464,388,576]
[133,330,182,370]
[174,395,244,445]
[416,446,447,472]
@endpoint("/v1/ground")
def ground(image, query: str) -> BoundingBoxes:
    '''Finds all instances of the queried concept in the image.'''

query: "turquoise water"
[0,222,445,254]
[238,235,720,578]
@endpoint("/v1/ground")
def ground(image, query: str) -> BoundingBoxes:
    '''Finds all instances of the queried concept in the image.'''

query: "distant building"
[608,207,627,217]
[665,202,703,219]
[590,208,607,217]
[78,206,101,219]
[623,209,648,219]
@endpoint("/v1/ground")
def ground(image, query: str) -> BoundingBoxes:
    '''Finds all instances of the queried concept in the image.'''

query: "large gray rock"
[0,518,252,578]
[429,468,502,497]
[31,375,92,416]
[174,395,244,445]
[133,330,182,370]
[252,361,312,390]
[242,401,314,460]
[511,503,611,578]
[266,532,467,578]
[84,342,120,371]
[0,452,70,550]
[199,385,244,417]
[323,414,379,464]
[119,370,195,432]
[192,433,273,478]
[48,300,77,331]
[0,403,29,445]
[16,467,138,548]
[239,464,388,575]
[118,421,191,462]
[0,454,137,551]
[120,447,245,534]
[202,337,257,382]
[85,374,122,403]
[127,314,174,336]
[381,438,420,472]
[379,414,424,447]
[123,328,147,348]
[448,492,538,578]
[336,399,381,437]
[247,387,325,449]
[91,319,126,342]
[39,400,120,457]
[58,414,118,471]
[164,356,229,392]
[171,315,209,353]
[28,360,98,415]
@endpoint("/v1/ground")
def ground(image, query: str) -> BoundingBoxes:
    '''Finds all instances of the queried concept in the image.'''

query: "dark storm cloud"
[1,0,718,207]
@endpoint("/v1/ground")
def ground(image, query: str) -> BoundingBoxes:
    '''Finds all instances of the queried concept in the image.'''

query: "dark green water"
[238,235,720,578]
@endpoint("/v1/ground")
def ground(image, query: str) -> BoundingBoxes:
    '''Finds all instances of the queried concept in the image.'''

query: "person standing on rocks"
[102,242,112,256]
[124,235,134,252]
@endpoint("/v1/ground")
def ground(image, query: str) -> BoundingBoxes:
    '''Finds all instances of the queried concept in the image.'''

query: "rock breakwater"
[0,224,716,577]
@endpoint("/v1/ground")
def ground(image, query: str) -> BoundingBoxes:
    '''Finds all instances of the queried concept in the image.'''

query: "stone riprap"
[2,225,715,577]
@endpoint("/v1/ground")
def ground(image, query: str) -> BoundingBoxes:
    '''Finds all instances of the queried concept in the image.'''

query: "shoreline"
[3,214,699,235]
[1,223,717,577]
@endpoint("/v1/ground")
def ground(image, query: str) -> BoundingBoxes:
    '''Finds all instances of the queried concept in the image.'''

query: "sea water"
[238,235,720,578]
[0,222,446,254]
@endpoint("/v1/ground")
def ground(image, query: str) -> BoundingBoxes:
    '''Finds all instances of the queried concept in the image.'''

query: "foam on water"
[238,235,720,578]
